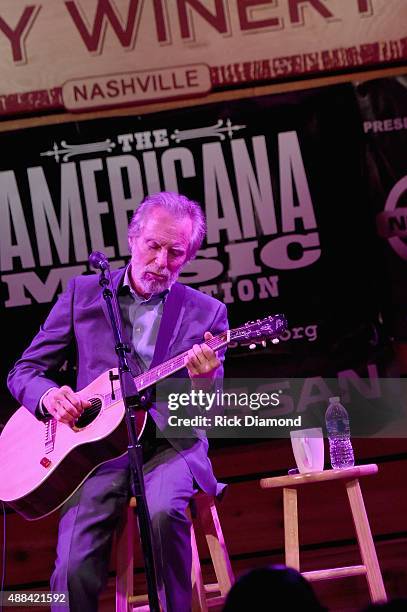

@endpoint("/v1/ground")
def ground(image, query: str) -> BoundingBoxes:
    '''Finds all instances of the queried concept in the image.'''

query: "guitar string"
[79,323,281,415]
[78,342,224,420]
[63,322,281,422]
[82,335,239,414]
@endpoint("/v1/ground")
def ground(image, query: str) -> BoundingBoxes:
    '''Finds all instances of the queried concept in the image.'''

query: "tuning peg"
[249,343,257,350]
[272,338,279,344]
[261,341,266,347]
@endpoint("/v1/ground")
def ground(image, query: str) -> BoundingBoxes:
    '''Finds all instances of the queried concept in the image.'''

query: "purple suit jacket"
[7,268,228,497]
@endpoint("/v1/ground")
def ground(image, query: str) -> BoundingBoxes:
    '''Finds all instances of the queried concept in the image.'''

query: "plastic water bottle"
[325,396,355,469]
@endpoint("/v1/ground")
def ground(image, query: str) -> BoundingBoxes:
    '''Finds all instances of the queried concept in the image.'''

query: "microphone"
[88,251,109,271]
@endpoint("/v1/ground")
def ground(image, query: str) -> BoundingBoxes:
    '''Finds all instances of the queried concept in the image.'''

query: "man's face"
[129,207,193,297]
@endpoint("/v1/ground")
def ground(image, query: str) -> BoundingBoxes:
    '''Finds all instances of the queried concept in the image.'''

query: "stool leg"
[195,495,234,596]
[283,487,300,570]
[188,511,208,612]
[116,505,135,612]
[345,479,387,603]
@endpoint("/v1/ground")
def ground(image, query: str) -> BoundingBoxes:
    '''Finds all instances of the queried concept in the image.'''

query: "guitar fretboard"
[102,331,229,406]
[134,331,229,391]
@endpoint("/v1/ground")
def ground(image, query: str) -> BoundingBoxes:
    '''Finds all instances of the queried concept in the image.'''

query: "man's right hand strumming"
[42,385,92,425]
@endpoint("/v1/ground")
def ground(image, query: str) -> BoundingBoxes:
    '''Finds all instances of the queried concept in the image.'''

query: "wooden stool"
[115,492,234,611]
[260,464,387,604]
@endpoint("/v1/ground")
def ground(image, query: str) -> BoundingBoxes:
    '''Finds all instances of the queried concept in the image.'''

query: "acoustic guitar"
[0,315,286,520]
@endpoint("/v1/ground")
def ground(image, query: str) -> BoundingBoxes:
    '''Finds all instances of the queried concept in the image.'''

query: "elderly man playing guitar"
[8,192,228,612]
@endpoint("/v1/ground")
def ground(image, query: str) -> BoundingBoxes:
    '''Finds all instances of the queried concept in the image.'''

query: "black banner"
[357,76,407,341]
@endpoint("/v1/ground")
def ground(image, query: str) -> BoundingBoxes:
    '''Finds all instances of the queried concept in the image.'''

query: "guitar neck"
[134,331,230,391]
[130,313,286,393]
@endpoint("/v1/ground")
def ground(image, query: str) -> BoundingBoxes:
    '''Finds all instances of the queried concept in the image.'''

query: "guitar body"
[0,369,146,520]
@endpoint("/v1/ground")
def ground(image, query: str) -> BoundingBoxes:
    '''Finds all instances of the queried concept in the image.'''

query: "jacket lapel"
[150,282,186,368]
[101,267,147,376]
[100,271,185,372]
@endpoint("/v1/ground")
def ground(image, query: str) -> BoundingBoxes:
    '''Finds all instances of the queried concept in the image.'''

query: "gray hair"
[128,192,206,260]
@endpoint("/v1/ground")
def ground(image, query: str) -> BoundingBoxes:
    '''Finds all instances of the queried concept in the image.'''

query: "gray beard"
[137,269,179,296]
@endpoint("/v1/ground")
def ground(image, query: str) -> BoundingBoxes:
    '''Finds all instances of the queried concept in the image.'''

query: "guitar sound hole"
[75,397,102,428]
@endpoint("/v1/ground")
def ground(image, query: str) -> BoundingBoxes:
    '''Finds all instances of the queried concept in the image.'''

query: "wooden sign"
[0,0,405,115]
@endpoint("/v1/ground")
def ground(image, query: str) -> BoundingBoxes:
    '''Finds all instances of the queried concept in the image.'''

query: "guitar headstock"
[230,314,287,345]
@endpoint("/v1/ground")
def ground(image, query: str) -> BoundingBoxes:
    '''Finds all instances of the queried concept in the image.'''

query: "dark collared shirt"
[118,266,168,370]
[118,266,171,462]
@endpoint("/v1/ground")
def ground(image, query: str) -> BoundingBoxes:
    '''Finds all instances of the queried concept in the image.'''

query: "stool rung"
[204,582,221,593]
[303,565,367,581]
[128,582,222,604]
[207,595,227,608]
[206,595,226,608]
[128,594,148,604]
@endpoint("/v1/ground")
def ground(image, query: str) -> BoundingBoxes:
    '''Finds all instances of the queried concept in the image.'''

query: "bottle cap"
[329,396,340,403]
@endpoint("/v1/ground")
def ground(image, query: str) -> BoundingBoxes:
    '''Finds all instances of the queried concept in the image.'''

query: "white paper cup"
[290,427,324,474]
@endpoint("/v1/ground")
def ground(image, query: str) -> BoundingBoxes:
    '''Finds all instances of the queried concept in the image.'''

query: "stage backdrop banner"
[0,0,406,115]
[0,78,398,422]
[356,76,407,341]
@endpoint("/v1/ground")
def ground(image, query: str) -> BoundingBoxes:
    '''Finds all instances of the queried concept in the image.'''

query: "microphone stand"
[97,263,160,612]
